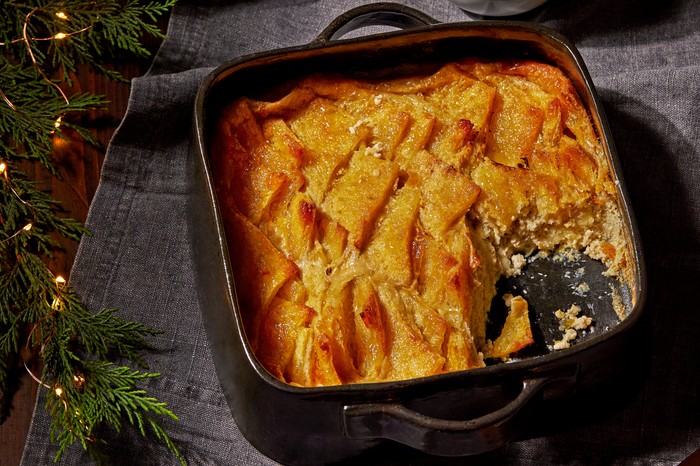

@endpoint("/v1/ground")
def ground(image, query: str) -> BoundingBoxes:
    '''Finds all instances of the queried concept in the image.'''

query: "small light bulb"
[23,223,33,231]
[56,275,66,285]
[0,162,6,176]
[54,32,67,40]
[72,373,85,389]
[55,386,63,397]
[51,297,61,310]
[54,116,63,128]
[56,12,68,20]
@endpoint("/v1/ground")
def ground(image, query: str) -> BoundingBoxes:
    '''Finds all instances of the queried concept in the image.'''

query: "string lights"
[0,7,92,110]
[0,7,84,318]
[0,6,86,243]
[0,160,37,243]
[2,4,88,427]
[53,115,64,132]
[0,88,17,111]
[1,3,184,462]
[22,272,70,390]
[72,372,85,389]
[49,273,67,312]
[1,6,78,366]
[21,269,83,444]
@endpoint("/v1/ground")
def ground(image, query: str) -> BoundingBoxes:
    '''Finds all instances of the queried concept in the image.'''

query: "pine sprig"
[47,361,184,465]
[0,1,182,464]
[52,303,161,369]
[0,61,106,172]
[1,1,176,82]
[40,292,184,464]
[0,0,175,84]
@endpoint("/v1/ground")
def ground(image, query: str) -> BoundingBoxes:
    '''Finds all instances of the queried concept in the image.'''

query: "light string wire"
[0,7,91,241]
[0,8,89,431]
[0,5,176,452]
[0,162,37,243]
[0,7,92,242]
[0,8,92,107]
[17,251,68,388]
[22,271,91,439]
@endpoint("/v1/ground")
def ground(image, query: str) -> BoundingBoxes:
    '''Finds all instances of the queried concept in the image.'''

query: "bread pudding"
[210,58,628,387]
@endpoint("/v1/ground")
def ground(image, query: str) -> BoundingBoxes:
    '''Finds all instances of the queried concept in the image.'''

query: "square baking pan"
[189,3,646,464]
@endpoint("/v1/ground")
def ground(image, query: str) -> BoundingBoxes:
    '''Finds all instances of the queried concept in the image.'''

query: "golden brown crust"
[212,59,627,386]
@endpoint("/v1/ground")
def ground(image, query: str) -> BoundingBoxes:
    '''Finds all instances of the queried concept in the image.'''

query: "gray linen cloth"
[21,0,700,464]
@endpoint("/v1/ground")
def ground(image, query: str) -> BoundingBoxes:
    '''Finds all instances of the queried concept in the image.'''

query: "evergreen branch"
[56,300,161,369]
[1,168,89,261]
[1,1,174,81]
[33,285,183,465]
[1,1,182,463]
[46,360,184,465]
[0,61,106,172]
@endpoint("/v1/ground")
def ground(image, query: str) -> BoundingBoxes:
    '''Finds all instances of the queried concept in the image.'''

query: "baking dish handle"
[314,2,439,43]
[343,375,563,456]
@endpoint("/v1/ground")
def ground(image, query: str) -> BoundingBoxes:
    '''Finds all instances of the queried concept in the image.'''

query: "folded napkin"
[22,0,700,464]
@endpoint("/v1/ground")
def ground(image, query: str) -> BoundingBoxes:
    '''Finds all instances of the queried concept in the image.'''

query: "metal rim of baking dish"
[191,2,647,459]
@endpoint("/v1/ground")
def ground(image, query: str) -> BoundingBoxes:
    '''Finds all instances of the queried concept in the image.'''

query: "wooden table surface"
[0,48,158,466]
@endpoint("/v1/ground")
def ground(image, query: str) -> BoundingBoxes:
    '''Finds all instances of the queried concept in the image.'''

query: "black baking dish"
[189,4,647,465]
